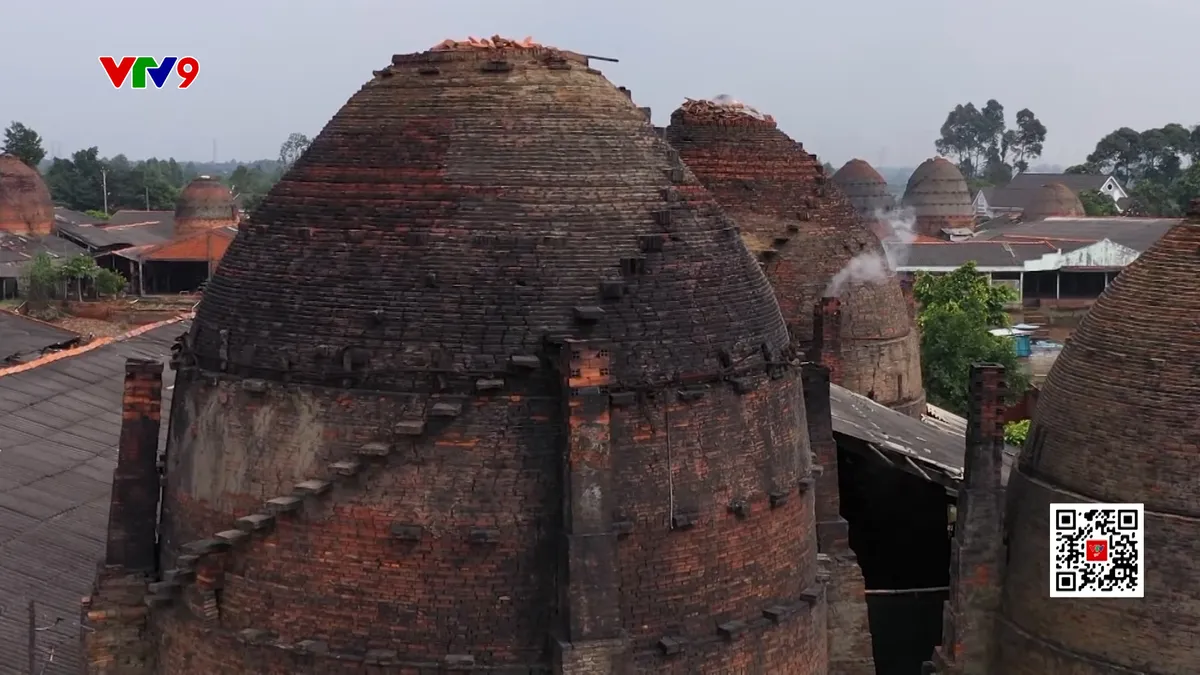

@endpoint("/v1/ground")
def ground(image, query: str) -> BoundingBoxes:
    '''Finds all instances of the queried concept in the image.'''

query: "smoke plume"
[824,206,918,296]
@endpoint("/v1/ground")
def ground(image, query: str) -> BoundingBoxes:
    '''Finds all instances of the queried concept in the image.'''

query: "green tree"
[935,100,1046,179]
[1004,419,1030,446]
[1077,189,1119,216]
[2,121,46,168]
[913,261,1030,415]
[95,268,127,297]
[226,163,281,214]
[60,254,100,301]
[278,132,311,169]
[20,251,60,306]
[1083,123,1200,216]
[44,147,106,211]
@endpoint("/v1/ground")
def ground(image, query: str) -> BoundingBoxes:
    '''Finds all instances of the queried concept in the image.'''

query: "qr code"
[1050,503,1144,598]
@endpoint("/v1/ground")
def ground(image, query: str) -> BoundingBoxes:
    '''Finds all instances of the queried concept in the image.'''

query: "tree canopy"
[2,121,46,168]
[1071,123,1200,216]
[913,261,1030,415]
[278,132,311,169]
[1077,189,1119,216]
[934,100,1047,187]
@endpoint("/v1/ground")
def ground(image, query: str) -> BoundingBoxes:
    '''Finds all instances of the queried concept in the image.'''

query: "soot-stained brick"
[147,41,827,674]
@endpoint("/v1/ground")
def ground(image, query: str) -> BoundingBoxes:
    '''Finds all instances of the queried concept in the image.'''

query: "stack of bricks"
[0,153,55,235]
[927,364,1006,675]
[666,104,927,419]
[901,157,975,238]
[173,176,239,237]
[83,359,165,675]
[135,41,830,674]
[801,361,876,675]
[986,210,1200,673]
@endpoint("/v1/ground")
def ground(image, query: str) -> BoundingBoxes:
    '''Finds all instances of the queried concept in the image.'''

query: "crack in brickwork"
[664,110,926,419]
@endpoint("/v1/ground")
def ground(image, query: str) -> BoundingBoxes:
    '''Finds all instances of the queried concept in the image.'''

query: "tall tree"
[44,147,106,212]
[935,100,1046,180]
[913,262,1029,415]
[1077,189,1119,217]
[278,133,311,169]
[2,121,46,168]
[1085,123,1200,215]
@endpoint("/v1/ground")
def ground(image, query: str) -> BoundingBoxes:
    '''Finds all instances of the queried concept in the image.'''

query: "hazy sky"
[3,0,1197,168]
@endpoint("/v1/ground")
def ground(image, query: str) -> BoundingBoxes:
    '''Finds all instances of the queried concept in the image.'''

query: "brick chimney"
[83,358,164,675]
[802,362,876,673]
[927,363,1007,675]
[809,297,843,384]
[104,358,164,570]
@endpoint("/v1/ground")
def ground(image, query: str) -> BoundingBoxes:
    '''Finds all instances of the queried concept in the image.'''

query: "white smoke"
[708,94,770,121]
[824,206,918,296]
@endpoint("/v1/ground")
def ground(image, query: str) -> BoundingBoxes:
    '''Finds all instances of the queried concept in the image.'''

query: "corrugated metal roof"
[891,240,1061,269]
[974,216,1180,252]
[53,219,173,250]
[0,313,80,363]
[0,318,188,675]
[0,233,88,279]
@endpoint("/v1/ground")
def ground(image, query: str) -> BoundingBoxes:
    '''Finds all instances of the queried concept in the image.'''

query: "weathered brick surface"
[174,176,238,237]
[900,158,974,238]
[994,217,1200,674]
[665,108,925,418]
[0,153,54,235]
[103,359,164,572]
[82,570,156,675]
[803,363,875,674]
[147,44,826,674]
[932,365,1006,675]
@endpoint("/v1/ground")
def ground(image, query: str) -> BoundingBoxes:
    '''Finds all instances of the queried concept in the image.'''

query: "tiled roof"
[0,312,80,363]
[115,226,236,262]
[890,240,1062,269]
[0,318,188,674]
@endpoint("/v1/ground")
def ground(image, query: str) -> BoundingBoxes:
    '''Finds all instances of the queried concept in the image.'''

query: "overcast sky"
[3,0,1196,168]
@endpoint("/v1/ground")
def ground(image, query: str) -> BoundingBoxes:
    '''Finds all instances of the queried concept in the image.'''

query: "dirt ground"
[52,316,134,339]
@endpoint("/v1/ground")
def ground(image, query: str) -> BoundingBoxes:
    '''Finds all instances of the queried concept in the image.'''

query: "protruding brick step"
[445,654,476,667]
[394,420,425,435]
[215,529,248,546]
[237,628,277,645]
[236,513,275,532]
[573,306,605,323]
[181,539,226,556]
[148,580,180,595]
[144,594,174,609]
[293,479,332,497]
[429,401,462,418]
[476,378,504,392]
[717,620,747,640]
[657,636,686,655]
[357,441,392,456]
[509,354,541,369]
[265,495,303,514]
[162,568,195,584]
[330,458,363,476]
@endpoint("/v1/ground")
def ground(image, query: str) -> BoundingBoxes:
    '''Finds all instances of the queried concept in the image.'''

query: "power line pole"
[101,169,109,216]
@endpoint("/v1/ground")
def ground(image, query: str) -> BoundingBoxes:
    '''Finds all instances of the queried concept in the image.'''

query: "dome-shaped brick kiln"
[174,175,237,236]
[831,159,896,219]
[995,205,1200,673]
[665,99,925,418]
[151,38,826,674]
[1021,182,1086,220]
[0,153,54,236]
[902,157,974,237]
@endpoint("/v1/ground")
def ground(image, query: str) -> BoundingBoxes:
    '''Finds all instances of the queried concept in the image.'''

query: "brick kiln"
[901,157,974,237]
[1021,181,1086,220]
[83,37,831,674]
[0,153,54,236]
[929,201,1200,673]
[831,159,896,221]
[665,99,926,421]
[174,175,238,236]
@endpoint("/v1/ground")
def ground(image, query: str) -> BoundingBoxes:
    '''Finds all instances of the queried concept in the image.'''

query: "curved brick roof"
[174,176,237,236]
[996,209,1200,672]
[160,44,824,673]
[831,159,896,218]
[902,157,974,236]
[665,105,926,417]
[0,154,54,236]
[1021,181,1086,220]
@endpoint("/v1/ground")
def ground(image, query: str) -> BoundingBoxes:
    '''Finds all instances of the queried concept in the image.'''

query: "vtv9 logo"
[100,56,200,90]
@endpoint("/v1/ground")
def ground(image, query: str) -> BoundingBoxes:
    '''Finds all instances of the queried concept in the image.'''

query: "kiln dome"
[0,153,54,236]
[996,210,1200,673]
[174,175,237,236]
[1022,182,1085,220]
[831,159,896,219]
[665,100,925,418]
[158,39,825,674]
[902,157,974,237]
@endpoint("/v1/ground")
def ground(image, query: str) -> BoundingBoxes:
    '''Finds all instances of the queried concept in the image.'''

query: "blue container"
[1013,334,1032,357]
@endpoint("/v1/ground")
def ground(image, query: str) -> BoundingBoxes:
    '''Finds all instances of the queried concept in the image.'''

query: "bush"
[95,269,127,297]
[1004,419,1031,447]
[20,251,59,304]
